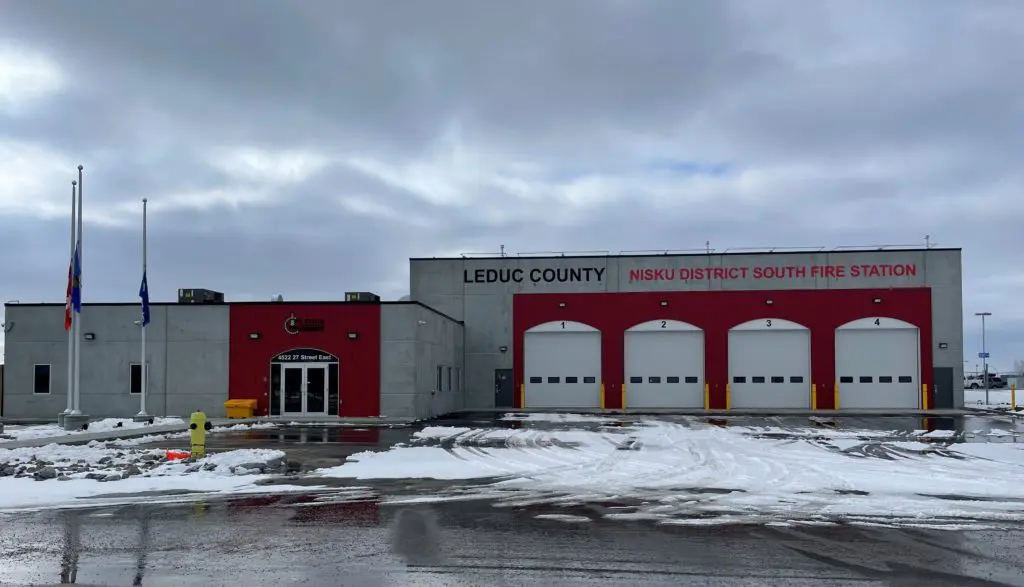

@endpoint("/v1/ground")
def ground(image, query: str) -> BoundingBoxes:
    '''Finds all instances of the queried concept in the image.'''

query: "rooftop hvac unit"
[177,288,225,304]
[345,291,380,302]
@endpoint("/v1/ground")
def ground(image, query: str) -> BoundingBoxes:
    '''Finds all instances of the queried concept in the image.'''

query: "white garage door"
[625,320,704,408]
[836,317,920,409]
[524,321,602,409]
[728,318,811,409]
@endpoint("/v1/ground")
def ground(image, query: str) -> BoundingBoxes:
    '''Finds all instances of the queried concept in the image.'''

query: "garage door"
[728,318,811,409]
[836,317,920,409]
[624,320,704,408]
[524,321,602,408]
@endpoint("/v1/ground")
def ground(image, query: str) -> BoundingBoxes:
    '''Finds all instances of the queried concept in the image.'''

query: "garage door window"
[530,376,542,383]
[547,377,560,383]
[733,376,746,383]
[752,376,766,383]
[648,376,661,383]
[630,376,642,384]
[859,376,872,383]
[583,376,597,384]
[684,376,698,383]
[898,376,912,383]
[790,376,804,383]
[771,376,785,384]
[840,376,854,383]
[879,376,893,383]
[566,376,578,383]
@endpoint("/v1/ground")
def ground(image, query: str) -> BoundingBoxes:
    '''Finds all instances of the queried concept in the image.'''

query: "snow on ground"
[0,443,293,512]
[315,420,1024,527]
[1,417,185,442]
[964,389,1022,408]
[501,413,618,423]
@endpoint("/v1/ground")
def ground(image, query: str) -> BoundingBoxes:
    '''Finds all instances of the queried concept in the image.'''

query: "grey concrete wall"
[379,303,464,420]
[1,303,229,419]
[410,248,964,409]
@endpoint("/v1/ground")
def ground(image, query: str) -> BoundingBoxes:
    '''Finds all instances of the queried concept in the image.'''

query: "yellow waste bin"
[223,399,258,419]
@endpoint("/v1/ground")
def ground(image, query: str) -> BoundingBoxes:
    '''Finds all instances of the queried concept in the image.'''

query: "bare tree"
[1015,359,1024,376]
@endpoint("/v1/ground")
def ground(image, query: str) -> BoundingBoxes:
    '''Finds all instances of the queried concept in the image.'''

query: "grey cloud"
[1,0,1022,365]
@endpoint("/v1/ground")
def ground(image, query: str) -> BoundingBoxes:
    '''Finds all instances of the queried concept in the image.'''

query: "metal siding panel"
[624,330,704,408]
[524,331,601,408]
[836,328,920,409]
[728,330,811,408]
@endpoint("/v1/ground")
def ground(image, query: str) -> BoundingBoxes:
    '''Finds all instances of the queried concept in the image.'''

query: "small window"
[879,376,893,383]
[752,376,766,383]
[129,363,149,395]
[565,376,579,384]
[839,376,854,384]
[630,376,643,384]
[648,376,662,384]
[733,376,747,384]
[33,364,51,395]
[859,376,873,383]
[666,376,681,384]
[529,376,542,384]
[684,376,699,384]
[446,366,452,392]
[790,376,804,384]
[436,366,443,391]
[770,376,785,384]
[547,376,560,383]
[583,376,596,384]
[898,375,913,383]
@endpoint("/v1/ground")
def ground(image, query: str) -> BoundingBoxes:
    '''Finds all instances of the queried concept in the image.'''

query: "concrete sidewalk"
[0,418,261,450]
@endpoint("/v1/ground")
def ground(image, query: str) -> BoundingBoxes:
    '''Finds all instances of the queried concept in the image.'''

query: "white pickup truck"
[964,373,1007,389]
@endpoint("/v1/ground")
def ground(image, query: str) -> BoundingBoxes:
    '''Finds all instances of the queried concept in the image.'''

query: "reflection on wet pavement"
[3,496,1024,586]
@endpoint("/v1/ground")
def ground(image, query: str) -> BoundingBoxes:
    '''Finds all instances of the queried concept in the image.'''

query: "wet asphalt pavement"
[4,413,1024,585]
[3,496,1024,586]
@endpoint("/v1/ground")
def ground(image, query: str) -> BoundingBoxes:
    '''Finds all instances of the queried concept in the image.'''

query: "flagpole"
[64,181,77,418]
[71,165,83,416]
[137,198,149,418]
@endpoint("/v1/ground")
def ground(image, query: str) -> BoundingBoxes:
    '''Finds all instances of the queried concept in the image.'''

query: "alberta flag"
[139,271,150,327]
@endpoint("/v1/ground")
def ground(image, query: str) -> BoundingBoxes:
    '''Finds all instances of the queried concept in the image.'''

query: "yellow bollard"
[600,383,606,409]
[620,383,626,410]
[725,383,731,410]
[921,384,929,410]
[833,381,839,411]
[189,411,212,460]
[703,383,710,410]
[811,383,817,410]
[519,383,525,409]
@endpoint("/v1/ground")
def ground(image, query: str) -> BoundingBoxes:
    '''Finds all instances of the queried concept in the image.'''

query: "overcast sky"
[1,0,1021,371]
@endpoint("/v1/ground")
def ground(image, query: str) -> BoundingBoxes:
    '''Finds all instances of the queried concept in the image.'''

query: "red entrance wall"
[512,288,933,410]
[228,302,381,417]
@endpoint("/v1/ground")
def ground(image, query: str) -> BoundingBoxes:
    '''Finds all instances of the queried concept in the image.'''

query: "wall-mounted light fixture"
[938,342,949,349]
[249,332,261,340]
[659,300,668,307]
[347,332,358,340]
[83,332,96,341]
[558,302,567,308]
[765,299,773,306]
[873,297,882,304]
[499,345,508,353]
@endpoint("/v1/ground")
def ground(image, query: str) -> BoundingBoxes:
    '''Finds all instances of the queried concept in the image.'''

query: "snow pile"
[501,413,617,423]
[316,420,1024,526]
[0,445,291,512]
[1,417,184,442]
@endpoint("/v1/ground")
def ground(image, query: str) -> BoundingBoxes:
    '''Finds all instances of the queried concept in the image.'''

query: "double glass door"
[281,364,327,415]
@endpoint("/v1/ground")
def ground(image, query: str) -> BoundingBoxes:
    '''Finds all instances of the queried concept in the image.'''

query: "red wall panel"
[228,303,381,417]
[513,288,934,410]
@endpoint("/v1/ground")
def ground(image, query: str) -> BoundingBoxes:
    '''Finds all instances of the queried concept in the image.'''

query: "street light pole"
[976,312,992,405]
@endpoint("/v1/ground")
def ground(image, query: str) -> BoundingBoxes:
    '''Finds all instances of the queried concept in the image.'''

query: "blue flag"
[139,271,150,326]
[71,244,82,314]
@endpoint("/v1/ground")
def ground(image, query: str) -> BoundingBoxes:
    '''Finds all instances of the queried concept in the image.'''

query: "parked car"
[964,374,1006,389]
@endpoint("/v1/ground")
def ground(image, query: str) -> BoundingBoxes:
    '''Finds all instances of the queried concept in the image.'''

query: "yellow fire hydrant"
[189,411,213,460]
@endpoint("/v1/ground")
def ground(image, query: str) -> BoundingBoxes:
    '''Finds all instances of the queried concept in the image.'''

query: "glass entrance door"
[305,366,327,414]
[282,366,304,415]
[280,364,329,416]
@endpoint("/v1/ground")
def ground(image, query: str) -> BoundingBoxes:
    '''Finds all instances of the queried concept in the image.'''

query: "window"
[770,376,785,384]
[752,376,766,383]
[33,364,51,395]
[648,376,662,384]
[630,376,643,384]
[898,375,913,383]
[879,376,893,383]
[790,376,804,384]
[446,366,452,392]
[565,376,579,383]
[583,376,597,384]
[839,376,854,384]
[129,363,149,395]
[733,376,747,384]
[529,376,543,384]
[859,376,873,383]
[547,376,560,383]
[666,376,680,384]
[436,366,443,391]
[684,376,699,384]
